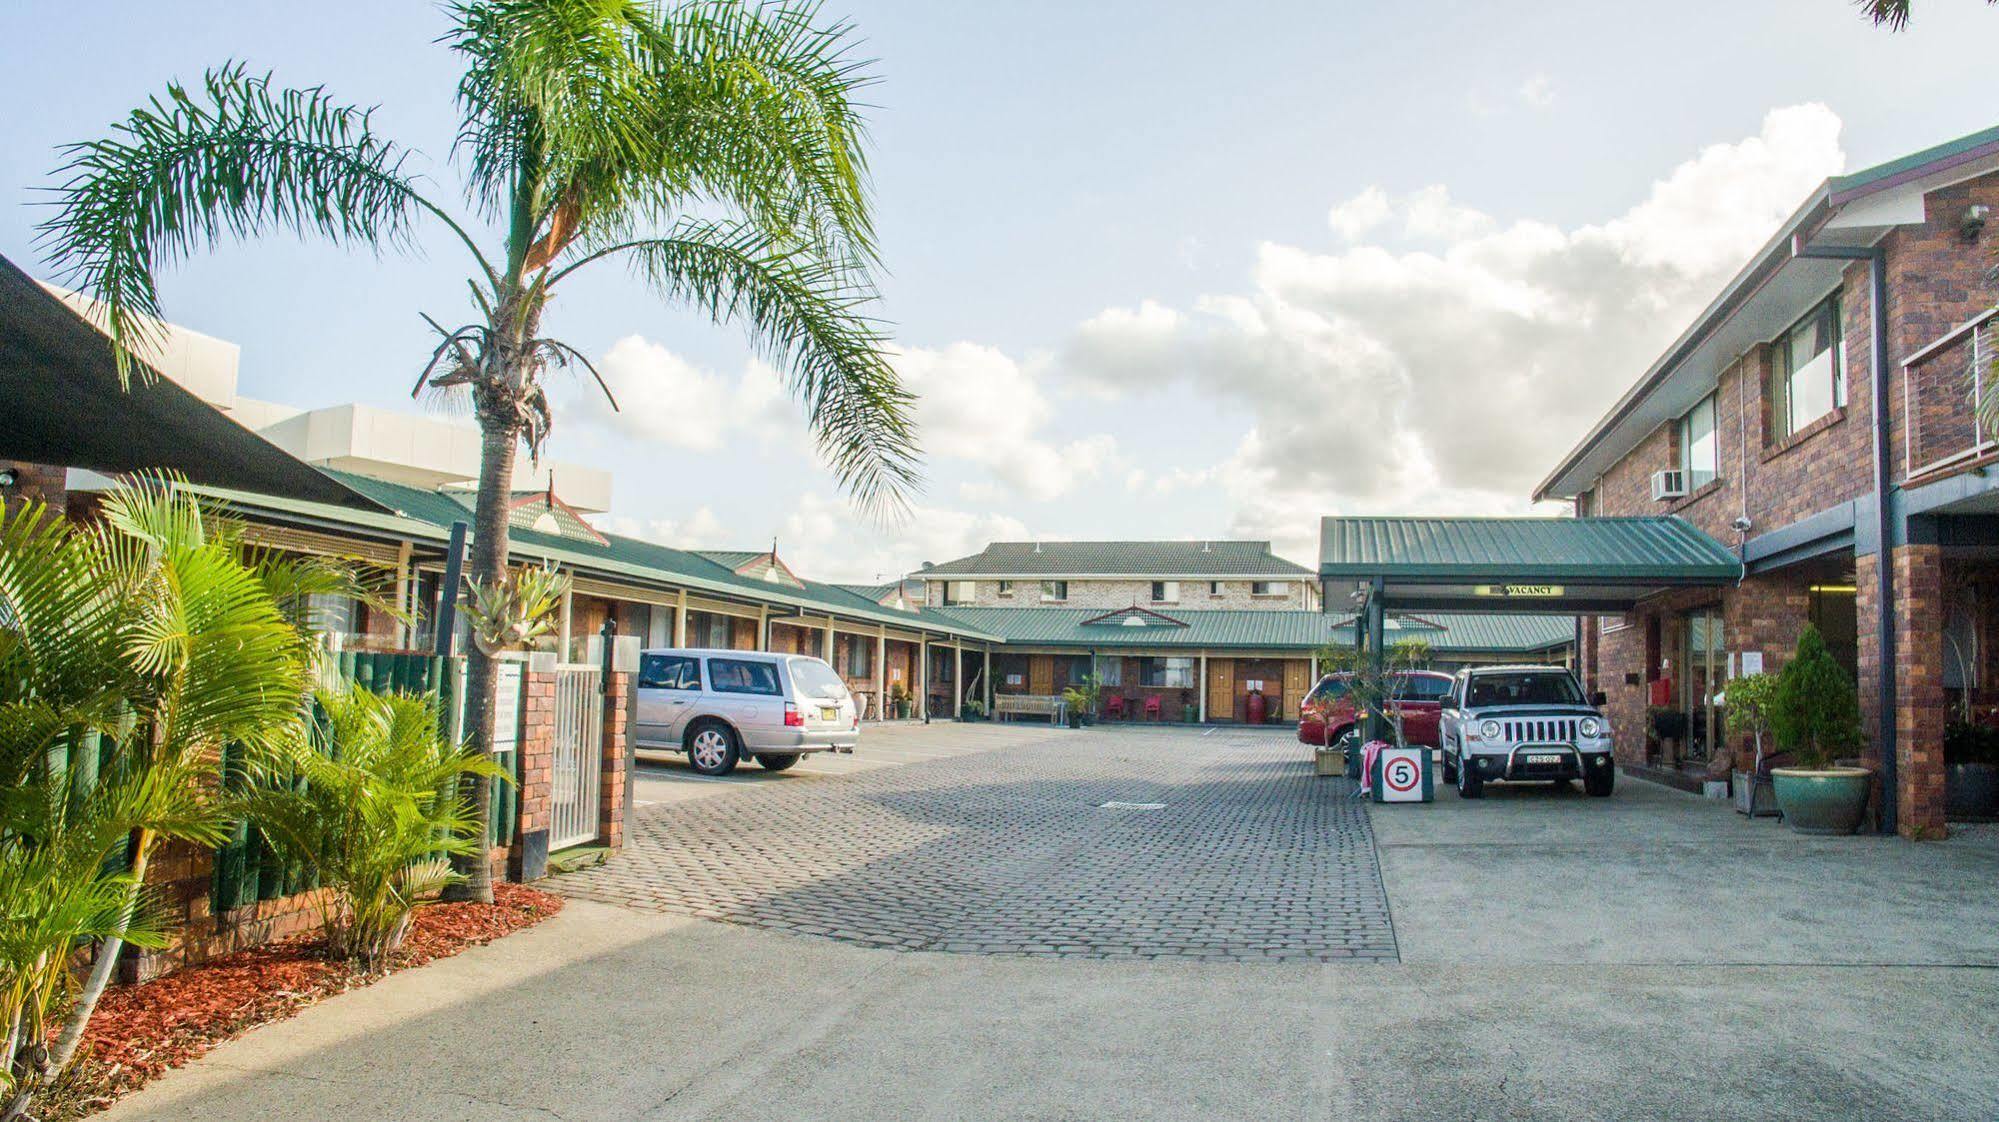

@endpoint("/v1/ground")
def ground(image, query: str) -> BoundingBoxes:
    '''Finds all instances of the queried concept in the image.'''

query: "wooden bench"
[993,694,1068,724]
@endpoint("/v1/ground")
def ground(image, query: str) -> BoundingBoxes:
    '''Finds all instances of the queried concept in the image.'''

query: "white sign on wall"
[1740,651,1764,677]
[491,660,523,754]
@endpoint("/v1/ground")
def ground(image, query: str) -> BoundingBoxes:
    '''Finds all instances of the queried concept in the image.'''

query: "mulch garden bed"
[45,884,562,1120]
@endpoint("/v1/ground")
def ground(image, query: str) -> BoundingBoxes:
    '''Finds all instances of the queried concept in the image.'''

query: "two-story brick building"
[922,540,1573,723]
[1537,123,1999,836]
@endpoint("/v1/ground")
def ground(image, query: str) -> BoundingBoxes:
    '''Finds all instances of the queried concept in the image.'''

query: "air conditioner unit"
[1650,469,1688,501]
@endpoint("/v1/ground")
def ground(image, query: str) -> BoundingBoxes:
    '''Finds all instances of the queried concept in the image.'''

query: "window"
[1393,674,1454,702]
[686,610,735,648]
[943,580,977,606]
[1304,677,1351,707]
[1770,294,1843,441]
[841,635,873,678]
[638,654,702,691]
[709,658,782,696]
[998,580,1014,596]
[1097,659,1123,686]
[1040,580,1068,602]
[1251,581,1288,596]
[1138,657,1196,688]
[307,593,360,637]
[1208,581,1223,596]
[1151,580,1180,603]
[1677,393,1718,489]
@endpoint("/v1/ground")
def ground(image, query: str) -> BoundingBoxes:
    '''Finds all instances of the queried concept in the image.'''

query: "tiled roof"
[192,471,998,640]
[922,540,1314,577]
[1318,516,1741,582]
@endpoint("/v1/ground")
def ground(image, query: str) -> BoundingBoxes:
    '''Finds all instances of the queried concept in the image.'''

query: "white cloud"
[1058,103,1847,520]
[777,491,1031,584]
[892,342,1120,501]
[589,506,733,550]
[1518,73,1556,109]
[1328,186,1392,241]
[571,337,801,452]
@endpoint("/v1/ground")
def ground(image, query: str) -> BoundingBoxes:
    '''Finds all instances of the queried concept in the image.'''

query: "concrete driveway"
[102,724,1999,1121]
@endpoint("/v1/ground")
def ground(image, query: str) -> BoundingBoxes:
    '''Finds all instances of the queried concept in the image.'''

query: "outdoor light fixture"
[0,468,16,489]
[1962,204,1990,242]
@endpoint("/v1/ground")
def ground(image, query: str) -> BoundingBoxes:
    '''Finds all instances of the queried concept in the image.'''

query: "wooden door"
[1283,659,1312,721]
[1029,655,1055,696]
[1206,658,1235,721]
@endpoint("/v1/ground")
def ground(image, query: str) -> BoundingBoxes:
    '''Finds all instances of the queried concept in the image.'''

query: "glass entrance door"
[1682,609,1724,763]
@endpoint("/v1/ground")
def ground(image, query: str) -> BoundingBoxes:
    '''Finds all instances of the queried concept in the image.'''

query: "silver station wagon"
[634,648,859,776]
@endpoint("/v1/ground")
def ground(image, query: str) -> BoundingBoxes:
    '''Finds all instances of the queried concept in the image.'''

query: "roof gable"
[1079,605,1190,629]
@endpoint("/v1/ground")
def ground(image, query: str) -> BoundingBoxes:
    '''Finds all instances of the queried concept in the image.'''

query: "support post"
[558,582,574,663]
[674,589,688,648]
[758,604,771,651]
[1365,576,1387,743]
[953,644,964,718]
[433,521,468,657]
[876,624,888,721]
[823,617,835,662]
[393,539,414,648]
[1198,652,1209,723]
[919,638,930,722]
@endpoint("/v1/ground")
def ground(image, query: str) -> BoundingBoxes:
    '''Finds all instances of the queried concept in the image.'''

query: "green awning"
[1319,516,1741,613]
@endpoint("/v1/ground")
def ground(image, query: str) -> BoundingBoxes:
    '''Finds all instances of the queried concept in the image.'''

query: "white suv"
[1439,666,1616,799]
[635,648,859,776]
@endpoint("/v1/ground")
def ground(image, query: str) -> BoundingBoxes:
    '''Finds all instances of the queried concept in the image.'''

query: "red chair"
[1144,695,1163,721]
[1105,695,1126,721]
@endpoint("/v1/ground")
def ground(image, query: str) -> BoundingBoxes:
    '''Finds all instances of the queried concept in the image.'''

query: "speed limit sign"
[1372,746,1433,803]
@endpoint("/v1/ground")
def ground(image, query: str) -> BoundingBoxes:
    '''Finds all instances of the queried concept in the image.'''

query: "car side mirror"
[1590,691,1608,708]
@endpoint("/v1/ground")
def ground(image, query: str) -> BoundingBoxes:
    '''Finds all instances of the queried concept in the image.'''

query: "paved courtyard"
[568,723,1395,961]
[103,722,1999,1120]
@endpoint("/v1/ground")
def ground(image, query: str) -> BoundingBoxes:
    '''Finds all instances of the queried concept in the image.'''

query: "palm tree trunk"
[443,417,519,904]
[7,831,156,1122]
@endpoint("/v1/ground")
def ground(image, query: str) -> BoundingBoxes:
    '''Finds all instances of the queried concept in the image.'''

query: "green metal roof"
[1319,516,1741,582]
[1830,121,1999,203]
[928,607,1574,654]
[1405,613,1574,653]
[187,471,998,641]
[923,540,1314,577]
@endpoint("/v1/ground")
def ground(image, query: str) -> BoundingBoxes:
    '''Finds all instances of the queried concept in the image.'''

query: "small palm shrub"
[235,686,507,972]
[1768,626,1864,770]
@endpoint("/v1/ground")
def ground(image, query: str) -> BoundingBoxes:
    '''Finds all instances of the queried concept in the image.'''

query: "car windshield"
[1466,672,1585,708]
[1305,677,1351,705]
[1394,675,1453,702]
[788,657,848,699]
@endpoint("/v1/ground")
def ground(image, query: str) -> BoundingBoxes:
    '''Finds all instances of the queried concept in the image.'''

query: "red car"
[1297,670,1455,749]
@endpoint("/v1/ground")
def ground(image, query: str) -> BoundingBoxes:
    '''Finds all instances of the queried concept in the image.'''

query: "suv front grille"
[1502,718,1578,745]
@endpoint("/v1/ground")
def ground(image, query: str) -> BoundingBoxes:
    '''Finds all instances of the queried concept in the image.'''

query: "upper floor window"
[997,580,1014,596]
[1040,580,1068,602]
[1208,581,1223,596]
[942,580,977,606]
[1251,580,1288,596]
[1677,393,1718,489]
[1151,580,1180,603]
[1770,294,1844,442]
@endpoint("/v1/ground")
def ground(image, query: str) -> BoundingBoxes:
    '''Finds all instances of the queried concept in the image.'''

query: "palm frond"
[561,219,918,515]
[38,63,480,383]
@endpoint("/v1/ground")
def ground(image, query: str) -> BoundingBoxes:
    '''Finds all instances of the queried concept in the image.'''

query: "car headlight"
[1579,717,1601,738]
[1480,719,1501,739]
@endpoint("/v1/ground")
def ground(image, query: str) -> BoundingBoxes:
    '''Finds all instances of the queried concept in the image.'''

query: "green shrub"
[1767,626,1863,769]
[234,685,507,972]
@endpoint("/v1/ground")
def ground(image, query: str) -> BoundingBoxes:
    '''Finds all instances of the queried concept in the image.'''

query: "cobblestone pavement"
[556,724,1397,961]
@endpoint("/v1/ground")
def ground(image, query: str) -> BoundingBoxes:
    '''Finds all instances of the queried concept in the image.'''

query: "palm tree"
[39,0,919,902]
[1859,0,1996,28]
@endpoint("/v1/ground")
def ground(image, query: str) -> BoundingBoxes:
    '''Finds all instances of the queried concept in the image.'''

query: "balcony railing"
[1904,306,1999,481]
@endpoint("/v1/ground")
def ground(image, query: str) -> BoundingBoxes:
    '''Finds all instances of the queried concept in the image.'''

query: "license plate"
[1526,753,1563,765]
[820,707,840,721]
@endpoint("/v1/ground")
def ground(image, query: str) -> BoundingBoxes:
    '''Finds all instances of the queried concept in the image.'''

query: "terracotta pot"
[1770,766,1871,835]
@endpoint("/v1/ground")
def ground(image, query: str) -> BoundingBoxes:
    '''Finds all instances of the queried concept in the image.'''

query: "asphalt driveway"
[101,723,1999,1120]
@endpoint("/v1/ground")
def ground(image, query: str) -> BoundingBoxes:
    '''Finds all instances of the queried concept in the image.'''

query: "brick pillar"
[1892,544,1948,837]
[598,669,630,851]
[1855,550,1885,766]
[511,663,555,880]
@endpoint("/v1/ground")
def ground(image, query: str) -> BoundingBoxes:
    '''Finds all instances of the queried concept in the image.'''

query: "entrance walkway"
[562,724,1396,961]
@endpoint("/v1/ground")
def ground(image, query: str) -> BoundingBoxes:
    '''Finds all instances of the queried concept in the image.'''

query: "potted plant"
[961,698,986,723]
[1060,685,1088,728]
[1180,689,1198,723]
[1723,672,1779,817]
[1063,674,1103,727]
[890,682,911,720]
[1945,715,1999,820]
[1768,626,1870,834]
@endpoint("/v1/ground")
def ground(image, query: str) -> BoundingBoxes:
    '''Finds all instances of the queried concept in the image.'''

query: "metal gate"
[550,665,603,850]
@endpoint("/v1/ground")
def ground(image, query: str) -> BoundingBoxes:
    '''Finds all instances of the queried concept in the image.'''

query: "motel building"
[1528,123,1999,837]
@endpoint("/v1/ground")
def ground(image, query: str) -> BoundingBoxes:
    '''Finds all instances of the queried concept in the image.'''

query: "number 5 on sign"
[1373,746,1433,803]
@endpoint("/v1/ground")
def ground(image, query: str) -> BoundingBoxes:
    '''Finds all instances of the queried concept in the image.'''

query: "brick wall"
[0,460,67,519]
[1892,545,1947,836]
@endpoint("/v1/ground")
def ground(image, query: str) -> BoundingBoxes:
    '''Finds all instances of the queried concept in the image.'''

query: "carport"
[1318,516,1743,740]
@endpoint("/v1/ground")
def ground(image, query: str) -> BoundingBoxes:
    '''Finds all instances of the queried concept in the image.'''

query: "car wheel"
[686,722,740,776]
[1442,749,1460,785]
[1457,754,1484,799]
[755,753,802,772]
[1585,769,1615,798]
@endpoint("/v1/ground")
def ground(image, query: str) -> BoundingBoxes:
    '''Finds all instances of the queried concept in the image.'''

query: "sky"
[2,1,1995,583]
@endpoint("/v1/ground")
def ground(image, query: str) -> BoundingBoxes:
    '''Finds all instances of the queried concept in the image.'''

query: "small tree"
[1391,637,1432,669]
[1723,672,1778,770]
[1768,626,1864,769]
[1313,642,1422,749]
